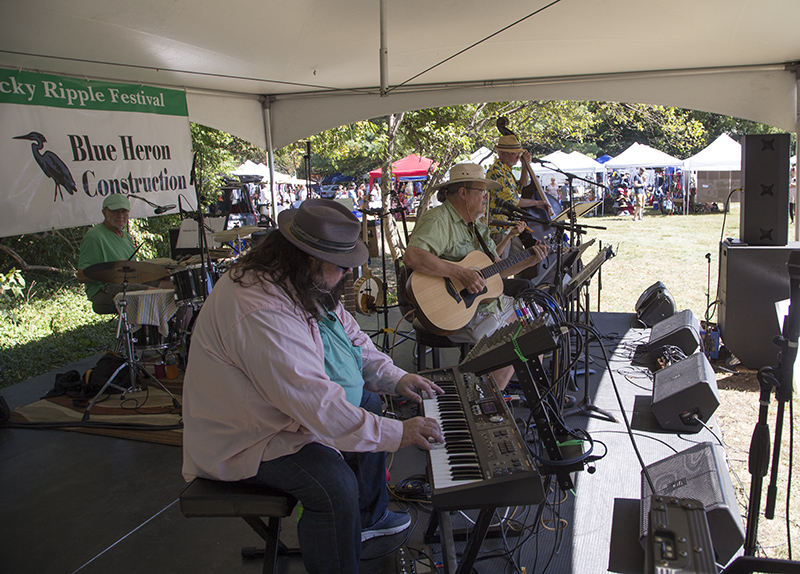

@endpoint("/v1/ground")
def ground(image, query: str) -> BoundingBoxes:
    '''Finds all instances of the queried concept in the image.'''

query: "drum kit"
[79,224,265,416]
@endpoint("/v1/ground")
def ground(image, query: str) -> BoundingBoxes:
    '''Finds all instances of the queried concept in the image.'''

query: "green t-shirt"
[317,312,364,407]
[78,223,136,299]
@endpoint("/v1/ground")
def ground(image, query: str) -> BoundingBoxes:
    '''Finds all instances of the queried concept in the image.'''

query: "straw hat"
[278,199,368,268]
[430,162,501,192]
[495,134,524,153]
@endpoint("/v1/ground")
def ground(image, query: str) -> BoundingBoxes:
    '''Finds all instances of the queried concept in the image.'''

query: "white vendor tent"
[603,143,684,170]
[683,134,743,204]
[533,151,605,175]
[469,147,496,169]
[683,134,742,171]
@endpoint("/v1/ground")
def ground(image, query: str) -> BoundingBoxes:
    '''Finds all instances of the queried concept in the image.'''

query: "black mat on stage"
[0,312,737,573]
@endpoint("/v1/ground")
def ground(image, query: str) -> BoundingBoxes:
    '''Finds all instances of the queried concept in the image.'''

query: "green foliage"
[190,123,264,206]
[0,268,25,299]
[0,286,117,388]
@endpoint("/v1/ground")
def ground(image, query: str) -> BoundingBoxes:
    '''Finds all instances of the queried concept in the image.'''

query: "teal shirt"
[318,312,364,407]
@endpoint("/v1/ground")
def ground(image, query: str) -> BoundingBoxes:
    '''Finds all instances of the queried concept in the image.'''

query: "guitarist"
[404,163,549,390]
[486,134,556,258]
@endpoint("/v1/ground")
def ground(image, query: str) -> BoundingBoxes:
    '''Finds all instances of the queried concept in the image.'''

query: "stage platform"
[0,310,732,573]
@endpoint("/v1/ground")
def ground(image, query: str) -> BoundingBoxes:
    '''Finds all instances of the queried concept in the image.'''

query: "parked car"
[319,184,339,199]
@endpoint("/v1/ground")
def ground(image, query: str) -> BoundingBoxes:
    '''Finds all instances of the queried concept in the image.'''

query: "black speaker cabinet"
[718,239,798,369]
[652,352,719,433]
[635,281,676,327]
[649,309,701,356]
[740,134,790,246]
[640,442,745,566]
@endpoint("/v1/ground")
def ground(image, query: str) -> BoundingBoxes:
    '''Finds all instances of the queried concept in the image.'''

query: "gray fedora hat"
[278,199,368,268]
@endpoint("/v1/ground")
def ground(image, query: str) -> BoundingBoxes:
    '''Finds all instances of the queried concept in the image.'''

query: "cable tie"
[511,324,528,362]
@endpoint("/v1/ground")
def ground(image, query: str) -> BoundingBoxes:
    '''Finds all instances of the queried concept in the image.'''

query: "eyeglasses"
[336,264,351,273]
[465,186,488,195]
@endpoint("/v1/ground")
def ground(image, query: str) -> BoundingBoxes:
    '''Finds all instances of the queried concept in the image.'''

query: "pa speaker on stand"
[740,133,790,247]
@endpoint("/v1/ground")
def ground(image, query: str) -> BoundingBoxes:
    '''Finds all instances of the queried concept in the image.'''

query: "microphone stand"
[128,194,177,215]
[189,153,215,303]
[728,252,800,573]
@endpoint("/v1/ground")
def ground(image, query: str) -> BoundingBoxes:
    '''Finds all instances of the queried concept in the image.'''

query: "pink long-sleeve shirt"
[181,271,405,482]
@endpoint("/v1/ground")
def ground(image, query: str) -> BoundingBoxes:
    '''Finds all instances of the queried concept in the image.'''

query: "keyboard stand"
[427,508,496,574]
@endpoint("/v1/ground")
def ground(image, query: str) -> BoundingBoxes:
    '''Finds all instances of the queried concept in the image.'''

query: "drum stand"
[82,278,181,421]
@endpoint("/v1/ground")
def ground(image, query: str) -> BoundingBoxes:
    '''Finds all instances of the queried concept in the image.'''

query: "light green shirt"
[77,223,137,299]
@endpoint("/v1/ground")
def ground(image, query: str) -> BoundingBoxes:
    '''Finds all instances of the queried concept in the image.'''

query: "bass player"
[486,134,558,258]
[404,163,549,390]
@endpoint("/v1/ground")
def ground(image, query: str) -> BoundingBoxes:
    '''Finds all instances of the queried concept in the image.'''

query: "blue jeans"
[242,389,388,574]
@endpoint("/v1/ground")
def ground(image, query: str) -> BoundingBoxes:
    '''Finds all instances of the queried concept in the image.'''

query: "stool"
[414,326,471,372]
[180,477,298,574]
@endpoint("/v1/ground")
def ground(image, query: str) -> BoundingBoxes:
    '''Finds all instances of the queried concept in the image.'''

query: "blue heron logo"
[13,131,77,201]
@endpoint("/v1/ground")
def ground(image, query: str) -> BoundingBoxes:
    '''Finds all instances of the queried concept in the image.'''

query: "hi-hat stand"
[82,276,181,421]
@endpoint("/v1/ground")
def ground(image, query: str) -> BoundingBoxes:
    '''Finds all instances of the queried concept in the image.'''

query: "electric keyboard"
[421,367,545,510]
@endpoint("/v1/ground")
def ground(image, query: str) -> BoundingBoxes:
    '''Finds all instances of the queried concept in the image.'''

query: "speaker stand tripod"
[82,279,181,421]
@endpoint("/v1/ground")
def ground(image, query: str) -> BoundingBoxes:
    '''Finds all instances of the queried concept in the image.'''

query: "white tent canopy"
[683,134,742,171]
[470,146,495,169]
[533,151,606,175]
[2,0,800,154]
[603,143,684,170]
[231,160,301,184]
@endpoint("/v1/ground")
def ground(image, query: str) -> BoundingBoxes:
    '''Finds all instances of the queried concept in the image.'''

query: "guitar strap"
[468,222,495,261]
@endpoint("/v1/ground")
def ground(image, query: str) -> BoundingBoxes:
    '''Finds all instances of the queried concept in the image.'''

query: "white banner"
[0,69,196,237]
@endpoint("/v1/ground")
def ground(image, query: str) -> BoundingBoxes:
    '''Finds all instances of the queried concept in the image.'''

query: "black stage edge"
[0,312,742,573]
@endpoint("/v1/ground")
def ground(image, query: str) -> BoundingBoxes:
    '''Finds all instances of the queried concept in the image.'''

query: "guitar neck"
[342,269,357,315]
[480,246,537,280]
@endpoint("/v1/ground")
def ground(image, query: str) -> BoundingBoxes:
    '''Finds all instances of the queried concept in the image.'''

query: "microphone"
[490,206,517,217]
[494,198,528,217]
[129,194,176,214]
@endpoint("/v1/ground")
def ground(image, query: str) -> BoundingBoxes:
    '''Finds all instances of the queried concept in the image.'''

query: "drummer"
[76,194,172,314]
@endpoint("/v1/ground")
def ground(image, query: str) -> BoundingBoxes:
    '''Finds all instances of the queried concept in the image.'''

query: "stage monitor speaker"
[649,309,700,355]
[633,310,701,369]
[652,352,719,433]
[718,239,797,369]
[740,134,790,246]
[640,442,744,566]
[635,281,676,327]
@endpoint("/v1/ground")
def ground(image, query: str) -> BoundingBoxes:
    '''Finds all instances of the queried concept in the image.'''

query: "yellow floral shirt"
[486,159,521,225]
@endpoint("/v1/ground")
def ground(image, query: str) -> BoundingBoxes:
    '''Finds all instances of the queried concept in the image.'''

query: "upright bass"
[495,117,562,247]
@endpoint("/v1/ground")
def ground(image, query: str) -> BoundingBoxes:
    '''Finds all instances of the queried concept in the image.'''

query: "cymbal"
[83,260,170,284]
[212,225,263,242]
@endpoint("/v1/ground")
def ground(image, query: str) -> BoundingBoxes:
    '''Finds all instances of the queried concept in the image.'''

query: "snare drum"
[171,264,217,305]
[132,324,167,351]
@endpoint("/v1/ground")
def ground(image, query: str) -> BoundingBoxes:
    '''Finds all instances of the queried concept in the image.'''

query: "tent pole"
[379,0,388,96]
[795,71,799,241]
[261,96,277,224]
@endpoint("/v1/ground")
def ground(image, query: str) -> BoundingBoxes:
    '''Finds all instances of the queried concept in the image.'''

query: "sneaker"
[361,510,411,542]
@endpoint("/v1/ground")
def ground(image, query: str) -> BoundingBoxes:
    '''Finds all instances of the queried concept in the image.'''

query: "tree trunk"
[381,112,405,261]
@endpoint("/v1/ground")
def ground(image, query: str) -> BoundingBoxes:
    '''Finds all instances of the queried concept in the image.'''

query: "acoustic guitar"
[406,245,541,335]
